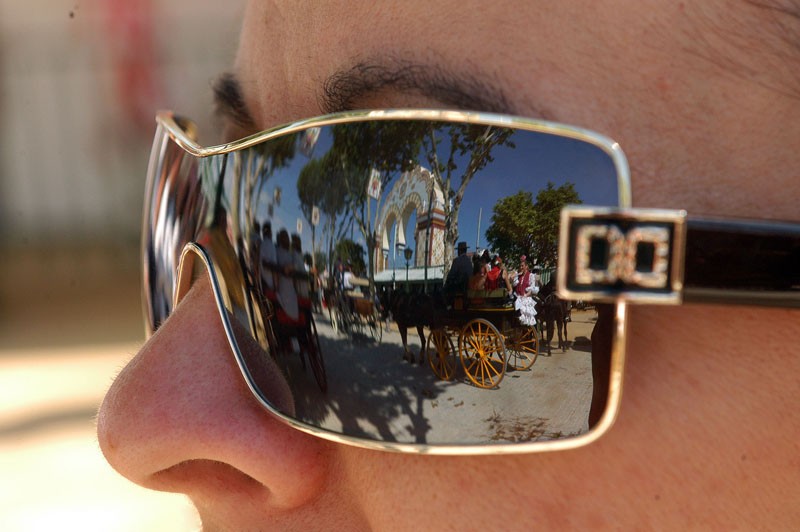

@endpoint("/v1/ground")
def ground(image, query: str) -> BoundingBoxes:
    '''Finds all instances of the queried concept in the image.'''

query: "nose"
[97,275,330,515]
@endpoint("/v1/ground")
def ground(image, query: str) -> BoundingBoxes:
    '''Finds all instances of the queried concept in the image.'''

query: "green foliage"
[485,191,537,265]
[313,250,328,272]
[329,121,425,182]
[318,121,428,224]
[297,121,428,284]
[485,182,581,267]
[297,157,346,220]
[334,238,367,276]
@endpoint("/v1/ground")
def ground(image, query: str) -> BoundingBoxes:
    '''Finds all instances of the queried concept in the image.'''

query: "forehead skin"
[224,0,800,528]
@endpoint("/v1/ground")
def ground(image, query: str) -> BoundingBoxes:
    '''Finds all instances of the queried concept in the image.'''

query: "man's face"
[97,1,800,529]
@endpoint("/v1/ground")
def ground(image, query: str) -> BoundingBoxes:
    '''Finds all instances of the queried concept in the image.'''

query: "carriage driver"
[443,241,472,297]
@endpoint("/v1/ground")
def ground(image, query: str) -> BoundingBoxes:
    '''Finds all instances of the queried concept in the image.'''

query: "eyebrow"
[212,72,258,131]
[320,58,517,115]
[213,58,532,133]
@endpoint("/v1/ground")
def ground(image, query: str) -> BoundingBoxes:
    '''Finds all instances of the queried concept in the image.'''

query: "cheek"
[613,306,800,506]
[338,450,555,528]
[624,305,799,432]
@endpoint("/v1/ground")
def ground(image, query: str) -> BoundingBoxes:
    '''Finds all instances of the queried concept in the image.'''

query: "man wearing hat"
[444,241,472,296]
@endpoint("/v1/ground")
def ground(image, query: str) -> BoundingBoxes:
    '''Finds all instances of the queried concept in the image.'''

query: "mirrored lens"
[145,116,622,447]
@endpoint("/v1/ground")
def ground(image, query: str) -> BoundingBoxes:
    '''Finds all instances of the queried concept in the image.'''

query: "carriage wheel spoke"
[469,325,481,350]
[468,336,482,353]
[479,359,487,384]
[488,342,499,360]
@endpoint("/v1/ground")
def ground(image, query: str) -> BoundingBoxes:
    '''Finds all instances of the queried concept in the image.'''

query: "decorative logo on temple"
[559,207,686,302]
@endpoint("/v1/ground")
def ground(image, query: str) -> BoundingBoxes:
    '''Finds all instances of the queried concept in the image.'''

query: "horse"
[535,280,569,355]
[379,288,434,364]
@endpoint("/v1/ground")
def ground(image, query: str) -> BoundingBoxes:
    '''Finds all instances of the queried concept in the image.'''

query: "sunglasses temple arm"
[682,217,800,308]
[558,206,800,308]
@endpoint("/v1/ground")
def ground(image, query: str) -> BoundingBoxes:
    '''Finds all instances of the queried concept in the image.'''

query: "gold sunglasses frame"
[147,108,633,455]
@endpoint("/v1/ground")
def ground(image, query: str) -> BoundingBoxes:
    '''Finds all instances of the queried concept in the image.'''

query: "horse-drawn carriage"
[327,276,383,342]
[425,290,540,389]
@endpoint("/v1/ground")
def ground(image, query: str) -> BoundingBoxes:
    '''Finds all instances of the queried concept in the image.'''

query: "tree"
[313,250,328,273]
[236,130,300,239]
[322,121,425,289]
[485,182,581,268]
[485,191,537,265]
[420,123,516,271]
[297,157,349,273]
[243,131,300,220]
[334,238,367,277]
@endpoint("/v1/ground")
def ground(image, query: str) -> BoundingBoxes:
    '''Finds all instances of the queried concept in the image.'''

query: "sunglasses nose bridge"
[176,242,235,325]
[175,242,205,307]
[176,242,238,337]
[176,240,252,370]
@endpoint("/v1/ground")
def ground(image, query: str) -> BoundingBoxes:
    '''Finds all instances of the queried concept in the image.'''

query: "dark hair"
[472,258,484,275]
[276,229,290,249]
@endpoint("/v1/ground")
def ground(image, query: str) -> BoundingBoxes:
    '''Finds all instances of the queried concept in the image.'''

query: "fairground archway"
[374,166,446,273]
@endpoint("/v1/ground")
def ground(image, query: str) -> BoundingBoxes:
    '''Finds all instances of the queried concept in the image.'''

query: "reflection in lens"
[149,118,621,447]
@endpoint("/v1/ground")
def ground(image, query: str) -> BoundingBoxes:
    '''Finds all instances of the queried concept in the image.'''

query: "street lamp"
[403,247,413,292]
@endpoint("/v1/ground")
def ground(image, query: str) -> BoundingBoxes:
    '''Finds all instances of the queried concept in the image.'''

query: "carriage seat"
[352,297,374,315]
[465,288,513,309]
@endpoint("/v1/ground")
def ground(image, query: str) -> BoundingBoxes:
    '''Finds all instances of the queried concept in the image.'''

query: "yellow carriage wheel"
[506,326,539,370]
[427,328,456,381]
[458,318,506,389]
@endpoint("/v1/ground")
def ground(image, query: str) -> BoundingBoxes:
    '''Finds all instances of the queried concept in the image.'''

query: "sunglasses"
[144,109,799,454]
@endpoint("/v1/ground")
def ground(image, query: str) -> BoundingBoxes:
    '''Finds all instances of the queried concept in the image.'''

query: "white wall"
[0,0,246,245]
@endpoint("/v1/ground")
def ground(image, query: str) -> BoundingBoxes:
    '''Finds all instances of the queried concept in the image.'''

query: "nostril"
[153,459,269,496]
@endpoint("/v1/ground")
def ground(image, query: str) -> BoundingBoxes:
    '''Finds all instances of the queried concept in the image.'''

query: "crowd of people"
[255,232,547,330]
[444,241,542,325]
[251,222,315,325]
